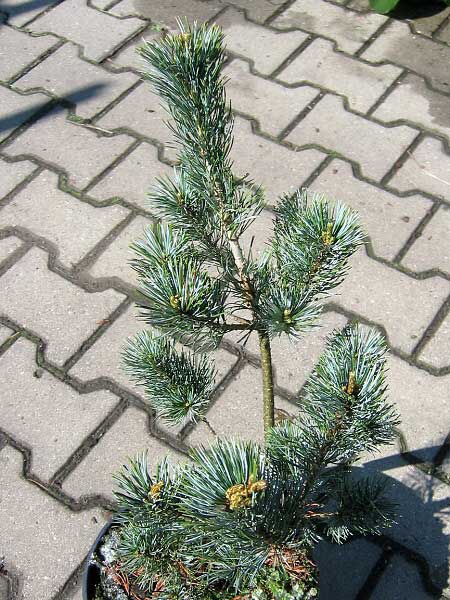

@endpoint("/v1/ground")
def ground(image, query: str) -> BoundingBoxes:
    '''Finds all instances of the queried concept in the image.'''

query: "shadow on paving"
[0,83,108,136]
[316,447,449,599]
[389,0,448,20]
[0,0,59,19]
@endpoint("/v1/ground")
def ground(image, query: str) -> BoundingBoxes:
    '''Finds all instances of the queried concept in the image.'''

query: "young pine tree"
[100,21,400,600]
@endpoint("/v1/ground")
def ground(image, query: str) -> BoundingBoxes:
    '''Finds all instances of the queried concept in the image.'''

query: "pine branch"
[123,331,216,425]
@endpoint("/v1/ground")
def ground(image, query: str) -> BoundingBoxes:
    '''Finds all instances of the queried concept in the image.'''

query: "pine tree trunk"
[258,331,275,435]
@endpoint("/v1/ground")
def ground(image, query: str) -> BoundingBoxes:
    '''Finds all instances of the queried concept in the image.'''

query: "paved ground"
[0,0,449,598]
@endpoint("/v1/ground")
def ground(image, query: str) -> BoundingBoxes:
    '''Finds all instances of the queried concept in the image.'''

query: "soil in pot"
[84,524,319,600]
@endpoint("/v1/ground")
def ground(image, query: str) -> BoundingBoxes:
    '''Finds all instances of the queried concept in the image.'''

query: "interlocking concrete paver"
[0,324,14,346]
[3,108,134,188]
[309,159,432,261]
[314,538,382,599]
[418,312,450,369]
[286,95,418,181]
[373,73,450,140]
[388,136,450,201]
[0,0,54,26]
[108,0,222,27]
[272,0,386,53]
[0,158,36,197]
[69,304,238,391]
[224,0,286,23]
[0,337,118,480]
[363,463,450,593]
[217,7,308,75]
[0,27,58,82]
[97,83,173,150]
[88,141,171,210]
[0,445,105,600]
[0,170,129,268]
[0,85,49,142]
[29,0,144,62]
[231,117,326,205]
[335,249,450,354]
[15,42,139,119]
[371,555,434,599]
[223,59,319,137]
[87,215,151,285]
[362,20,450,93]
[402,205,450,275]
[407,6,450,39]
[277,38,403,113]
[437,19,450,44]
[2,1,450,596]
[388,356,450,461]
[227,311,348,394]
[106,29,161,71]
[186,363,297,445]
[0,236,23,263]
[62,406,184,501]
[0,246,125,365]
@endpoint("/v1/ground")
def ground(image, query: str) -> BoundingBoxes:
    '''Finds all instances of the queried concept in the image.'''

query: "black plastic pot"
[82,520,113,600]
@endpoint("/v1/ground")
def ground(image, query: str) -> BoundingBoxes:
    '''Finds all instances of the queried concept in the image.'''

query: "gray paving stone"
[97,83,175,155]
[226,311,348,394]
[108,0,222,27]
[216,7,308,75]
[0,576,9,600]
[0,158,36,198]
[0,337,118,480]
[277,37,403,113]
[0,324,14,346]
[402,205,450,275]
[286,95,418,181]
[361,20,450,93]
[62,406,185,501]
[106,28,161,71]
[418,311,450,369]
[408,5,450,38]
[223,58,319,137]
[0,246,125,365]
[231,116,326,205]
[87,214,152,285]
[29,0,144,62]
[0,170,129,268]
[272,0,386,53]
[437,19,450,44]
[0,445,105,600]
[69,303,142,390]
[371,554,434,599]
[0,236,23,264]
[388,136,450,201]
[387,355,450,461]
[69,304,238,392]
[225,0,286,23]
[0,27,58,82]
[309,158,432,261]
[240,209,273,260]
[335,249,450,354]
[15,42,139,119]
[88,141,171,210]
[0,0,54,26]
[373,73,450,140]
[3,108,134,188]
[186,363,299,446]
[0,86,49,142]
[314,538,382,600]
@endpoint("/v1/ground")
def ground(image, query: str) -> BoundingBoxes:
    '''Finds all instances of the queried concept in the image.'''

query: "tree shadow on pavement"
[0,83,107,137]
[315,446,449,599]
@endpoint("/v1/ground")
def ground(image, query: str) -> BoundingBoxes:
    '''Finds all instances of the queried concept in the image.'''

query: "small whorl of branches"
[105,19,401,600]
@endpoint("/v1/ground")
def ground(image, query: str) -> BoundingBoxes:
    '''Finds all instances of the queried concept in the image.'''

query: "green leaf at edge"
[369,0,401,14]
